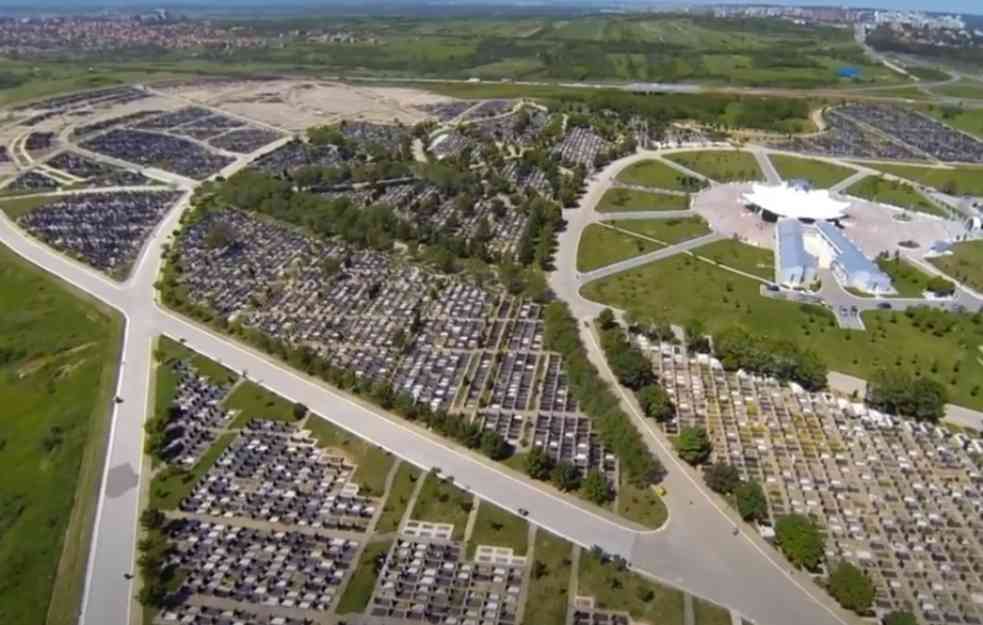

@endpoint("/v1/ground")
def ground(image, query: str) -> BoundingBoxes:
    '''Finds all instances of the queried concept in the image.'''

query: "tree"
[292,402,308,420]
[525,447,555,480]
[774,514,825,571]
[638,384,674,421]
[551,461,581,492]
[480,430,511,460]
[674,426,712,465]
[140,507,165,530]
[704,463,741,495]
[868,368,947,422]
[735,480,768,523]
[581,469,612,505]
[827,561,874,613]
[883,611,917,625]
[597,308,617,331]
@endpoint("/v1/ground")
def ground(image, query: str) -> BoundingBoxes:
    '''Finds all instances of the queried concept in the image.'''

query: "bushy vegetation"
[827,561,875,614]
[674,427,712,466]
[713,326,827,391]
[867,368,948,422]
[543,303,663,487]
[774,514,825,571]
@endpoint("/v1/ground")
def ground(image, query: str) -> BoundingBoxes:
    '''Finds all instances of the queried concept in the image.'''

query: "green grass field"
[522,530,573,625]
[768,154,856,188]
[306,416,396,498]
[0,195,51,219]
[375,462,421,533]
[410,472,474,540]
[577,224,662,272]
[692,239,775,280]
[923,106,983,140]
[336,539,393,614]
[467,501,529,557]
[581,250,983,409]
[846,175,944,216]
[929,240,983,294]
[578,550,686,625]
[156,336,236,385]
[928,79,983,100]
[0,243,122,625]
[694,597,733,625]
[616,159,706,192]
[610,217,711,245]
[859,163,983,197]
[875,257,935,298]
[596,188,691,213]
[616,479,668,529]
[665,150,763,183]
[224,380,300,428]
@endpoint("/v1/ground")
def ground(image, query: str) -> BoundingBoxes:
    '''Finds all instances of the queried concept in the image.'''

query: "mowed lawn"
[410,472,474,540]
[468,501,529,557]
[692,238,775,280]
[860,162,983,197]
[768,154,856,188]
[616,159,706,192]
[595,187,690,213]
[846,175,944,216]
[875,256,936,298]
[522,530,574,625]
[225,379,301,428]
[665,150,763,183]
[578,550,686,625]
[0,243,123,625]
[609,217,711,245]
[306,416,396,498]
[577,224,662,272]
[580,251,983,410]
[930,240,983,293]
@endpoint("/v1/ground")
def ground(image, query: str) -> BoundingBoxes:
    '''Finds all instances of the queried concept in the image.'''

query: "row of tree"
[867,368,948,422]
[543,302,663,487]
[713,326,828,391]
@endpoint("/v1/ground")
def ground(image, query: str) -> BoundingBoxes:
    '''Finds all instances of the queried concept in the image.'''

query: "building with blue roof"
[775,219,817,288]
[815,221,893,294]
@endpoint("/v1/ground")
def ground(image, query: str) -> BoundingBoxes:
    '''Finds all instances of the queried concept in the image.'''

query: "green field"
[467,501,529,557]
[846,175,944,216]
[874,256,936,298]
[859,162,983,197]
[610,217,711,245]
[616,479,668,529]
[306,416,396,497]
[409,472,474,540]
[596,188,691,213]
[0,195,51,219]
[375,462,421,533]
[581,250,983,409]
[523,530,574,625]
[336,539,393,614]
[0,243,122,625]
[693,239,775,280]
[768,154,856,188]
[156,336,236,385]
[224,380,301,428]
[616,159,705,192]
[577,224,662,272]
[929,240,983,294]
[665,150,764,183]
[694,597,733,625]
[578,550,686,625]
[928,79,983,100]
[924,106,983,140]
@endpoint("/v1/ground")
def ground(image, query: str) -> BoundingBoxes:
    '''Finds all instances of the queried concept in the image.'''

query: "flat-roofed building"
[814,221,893,294]
[775,218,818,288]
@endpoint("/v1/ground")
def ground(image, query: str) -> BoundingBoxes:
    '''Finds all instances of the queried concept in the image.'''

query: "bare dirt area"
[157,79,456,131]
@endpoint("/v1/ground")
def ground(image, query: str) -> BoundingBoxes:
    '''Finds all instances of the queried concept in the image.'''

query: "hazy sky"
[681,0,981,14]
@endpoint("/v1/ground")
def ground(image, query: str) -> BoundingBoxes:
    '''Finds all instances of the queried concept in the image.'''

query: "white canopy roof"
[742,183,850,221]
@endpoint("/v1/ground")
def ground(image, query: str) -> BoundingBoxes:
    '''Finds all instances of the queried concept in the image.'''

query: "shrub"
[735,480,768,522]
[674,426,712,465]
[774,514,825,571]
[827,561,874,613]
[704,463,741,495]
